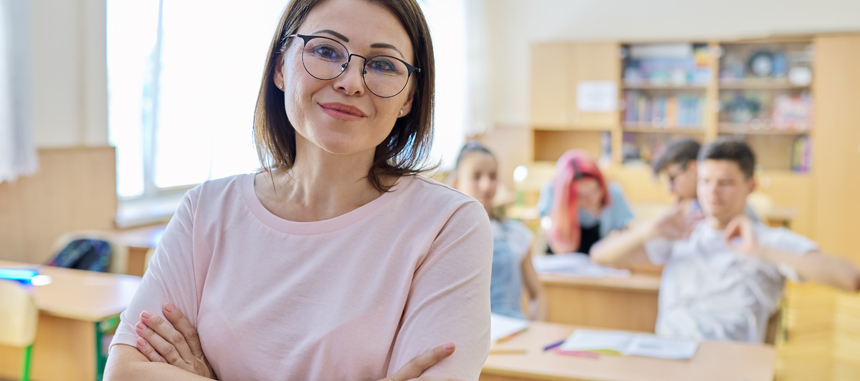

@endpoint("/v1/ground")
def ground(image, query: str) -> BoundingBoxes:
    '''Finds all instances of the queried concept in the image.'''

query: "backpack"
[47,239,113,272]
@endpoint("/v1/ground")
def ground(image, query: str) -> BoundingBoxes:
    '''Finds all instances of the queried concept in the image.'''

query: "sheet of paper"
[533,254,631,278]
[559,330,700,360]
[576,81,618,112]
[626,334,699,360]
[490,313,529,343]
[559,329,633,354]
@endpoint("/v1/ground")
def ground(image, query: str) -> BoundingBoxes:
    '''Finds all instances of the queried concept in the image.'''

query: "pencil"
[488,348,527,355]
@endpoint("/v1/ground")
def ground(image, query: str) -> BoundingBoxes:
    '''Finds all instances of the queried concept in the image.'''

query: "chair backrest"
[50,230,129,274]
[764,307,783,345]
[0,280,38,348]
[143,248,156,274]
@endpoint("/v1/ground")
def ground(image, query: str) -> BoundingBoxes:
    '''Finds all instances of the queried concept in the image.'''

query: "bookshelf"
[518,34,860,381]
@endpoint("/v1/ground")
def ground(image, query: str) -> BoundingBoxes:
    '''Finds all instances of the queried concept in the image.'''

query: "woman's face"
[275,0,416,156]
[575,177,603,215]
[454,152,498,214]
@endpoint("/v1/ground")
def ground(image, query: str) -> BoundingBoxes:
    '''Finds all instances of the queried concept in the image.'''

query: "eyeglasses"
[288,34,421,98]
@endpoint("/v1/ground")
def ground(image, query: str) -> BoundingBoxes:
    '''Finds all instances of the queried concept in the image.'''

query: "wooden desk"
[114,225,166,276]
[481,321,776,381]
[540,273,660,332]
[0,261,141,381]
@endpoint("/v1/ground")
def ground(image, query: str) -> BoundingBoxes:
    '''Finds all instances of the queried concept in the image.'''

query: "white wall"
[486,0,860,127]
[30,0,107,147]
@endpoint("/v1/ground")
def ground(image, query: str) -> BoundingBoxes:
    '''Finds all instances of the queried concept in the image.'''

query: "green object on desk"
[95,316,119,381]
[21,344,32,381]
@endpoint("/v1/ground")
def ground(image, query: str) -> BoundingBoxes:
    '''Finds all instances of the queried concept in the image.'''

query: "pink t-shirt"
[110,174,493,380]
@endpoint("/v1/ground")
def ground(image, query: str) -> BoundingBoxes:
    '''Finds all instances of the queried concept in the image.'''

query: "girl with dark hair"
[451,141,547,321]
[104,0,492,380]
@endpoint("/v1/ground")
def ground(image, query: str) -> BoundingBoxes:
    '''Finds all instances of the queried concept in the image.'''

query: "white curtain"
[420,0,491,169]
[0,0,37,183]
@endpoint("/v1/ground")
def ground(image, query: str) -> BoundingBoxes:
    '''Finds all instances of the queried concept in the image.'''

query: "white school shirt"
[645,221,817,343]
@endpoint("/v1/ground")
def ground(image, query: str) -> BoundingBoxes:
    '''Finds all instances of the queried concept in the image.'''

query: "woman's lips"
[319,102,367,121]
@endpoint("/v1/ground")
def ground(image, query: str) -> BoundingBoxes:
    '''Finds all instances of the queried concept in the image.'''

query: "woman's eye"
[311,45,343,61]
[367,58,399,73]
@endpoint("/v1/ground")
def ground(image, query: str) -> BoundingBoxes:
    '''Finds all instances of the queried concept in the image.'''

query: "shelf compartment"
[718,123,811,135]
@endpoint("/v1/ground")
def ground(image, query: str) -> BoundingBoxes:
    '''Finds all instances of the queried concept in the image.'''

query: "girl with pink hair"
[537,150,633,255]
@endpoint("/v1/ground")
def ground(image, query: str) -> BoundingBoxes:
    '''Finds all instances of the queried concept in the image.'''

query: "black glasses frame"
[288,34,421,98]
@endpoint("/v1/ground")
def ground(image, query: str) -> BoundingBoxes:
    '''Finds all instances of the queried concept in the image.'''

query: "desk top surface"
[538,272,661,292]
[0,260,141,322]
[114,225,167,249]
[483,321,776,381]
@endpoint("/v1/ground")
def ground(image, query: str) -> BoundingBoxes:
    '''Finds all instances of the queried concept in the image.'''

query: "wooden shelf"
[622,84,708,90]
[719,81,811,90]
[718,123,811,135]
[622,123,704,134]
[532,125,613,132]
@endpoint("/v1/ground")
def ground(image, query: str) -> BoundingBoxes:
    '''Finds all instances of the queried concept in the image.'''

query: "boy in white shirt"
[592,139,860,343]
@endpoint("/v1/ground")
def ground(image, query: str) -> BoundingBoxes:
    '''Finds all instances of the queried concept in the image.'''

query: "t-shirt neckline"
[241,172,410,235]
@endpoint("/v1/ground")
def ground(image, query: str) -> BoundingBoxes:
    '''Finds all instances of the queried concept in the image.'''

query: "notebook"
[560,329,699,360]
[490,313,529,343]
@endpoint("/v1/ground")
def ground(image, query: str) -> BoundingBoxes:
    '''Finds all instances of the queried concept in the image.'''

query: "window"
[107,0,481,208]
[107,0,284,200]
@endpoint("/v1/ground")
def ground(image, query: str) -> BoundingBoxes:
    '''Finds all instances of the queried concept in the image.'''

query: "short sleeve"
[605,183,634,232]
[757,226,818,282]
[536,182,553,217]
[644,238,674,265]
[109,189,202,351]
[503,220,534,262]
[745,204,760,223]
[386,201,493,380]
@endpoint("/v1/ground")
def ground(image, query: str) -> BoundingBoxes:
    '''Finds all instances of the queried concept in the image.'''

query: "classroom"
[1,0,859,380]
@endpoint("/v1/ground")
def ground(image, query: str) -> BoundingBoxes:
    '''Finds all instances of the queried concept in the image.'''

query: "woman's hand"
[380,343,465,381]
[135,304,461,381]
[135,303,215,379]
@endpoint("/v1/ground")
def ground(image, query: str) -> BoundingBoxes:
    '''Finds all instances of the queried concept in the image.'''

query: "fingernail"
[136,337,148,348]
[164,303,175,313]
[444,342,455,351]
[135,321,145,331]
[141,311,153,319]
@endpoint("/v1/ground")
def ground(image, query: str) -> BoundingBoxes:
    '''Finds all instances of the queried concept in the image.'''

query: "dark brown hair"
[253,0,435,192]
[698,139,756,179]
[652,138,701,176]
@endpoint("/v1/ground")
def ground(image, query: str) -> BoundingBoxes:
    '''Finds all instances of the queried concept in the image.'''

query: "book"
[490,313,529,343]
[560,329,699,360]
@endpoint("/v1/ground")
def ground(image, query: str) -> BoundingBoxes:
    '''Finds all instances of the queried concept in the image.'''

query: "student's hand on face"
[135,304,215,379]
[724,215,762,257]
[381,343,465,381]
[650,201,700,241]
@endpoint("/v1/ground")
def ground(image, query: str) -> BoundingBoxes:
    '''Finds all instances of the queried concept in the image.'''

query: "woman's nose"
[333,57,366,96]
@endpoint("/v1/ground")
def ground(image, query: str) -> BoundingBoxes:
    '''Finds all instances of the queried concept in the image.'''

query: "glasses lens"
[301,37,348,80]
[364,56,410,97]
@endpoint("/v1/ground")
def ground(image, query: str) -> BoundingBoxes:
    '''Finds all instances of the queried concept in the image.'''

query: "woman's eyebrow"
[370,43,404,59]
[312,29,405,59]
[313,29,349,42]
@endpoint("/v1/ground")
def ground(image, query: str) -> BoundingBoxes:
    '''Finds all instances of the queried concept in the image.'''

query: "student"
[105,0,492,380]
[592,139,860,343]
[653,138,758,221]
[451,141,548,321]
[537,150,633,255]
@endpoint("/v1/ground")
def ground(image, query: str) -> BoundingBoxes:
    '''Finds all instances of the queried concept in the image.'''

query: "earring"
[399,110,404,116]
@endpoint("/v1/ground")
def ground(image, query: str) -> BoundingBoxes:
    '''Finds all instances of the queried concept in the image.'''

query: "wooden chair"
[143,248,156,274]
[50,230,129,275]
[0,280,38,381]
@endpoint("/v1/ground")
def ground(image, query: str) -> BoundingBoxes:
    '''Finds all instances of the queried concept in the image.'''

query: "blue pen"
[543,338,566,351]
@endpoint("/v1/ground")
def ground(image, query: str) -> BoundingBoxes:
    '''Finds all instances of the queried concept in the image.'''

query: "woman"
[537,150,633,255]
[104,0,493,380]
[450,142,547,321]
